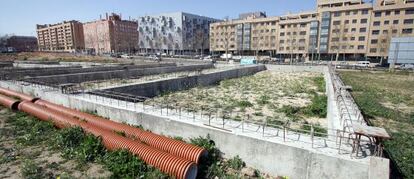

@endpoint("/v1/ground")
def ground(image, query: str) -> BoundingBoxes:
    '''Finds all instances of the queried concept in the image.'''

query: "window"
[383,30,389,34]
[344,28,349,33]
[310,29,318,35]
[373,21,381,26]
[372,30,380,35]
[352,19,357,24]
[280,32,285,36]
[384,20,389,25]
[393,20,399,24]
[351,28,356,32]
[358,45,365,50]
[360,28,367,33]
[334,12,341,17]
[353,10,358,15]
[406,9,414,15]
[280,40,284,43]
[299,31,306,35]
[402,28,413,34]
[321,28,329,35]
[332,37,339,42]
[395,10,400,15]
[371,39,378,44]
[359,36,365,41]
[374,12,381,17]
[320,37,328,43]
[333,21,341,25]
[361,19,368,24]
[345,20,350,24]
[343,37,348,41]
[281,25,285,29]
[370,48,377,53]
[392,29,398,34]
[351,37,355,41]
[385,11,391,16]
[404,19,414,24]
[362,10,369,15]
[345,11,350,15]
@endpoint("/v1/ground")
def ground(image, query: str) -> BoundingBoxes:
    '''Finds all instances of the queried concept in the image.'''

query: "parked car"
[149,55,161,61]
[355,61,370,68]
[400,64,414,70]
[121,54,133,59]
[220,53,233,59]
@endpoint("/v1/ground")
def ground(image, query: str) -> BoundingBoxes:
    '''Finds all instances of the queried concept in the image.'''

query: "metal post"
[179,107,182,119]
[283,126,286,142]
[166,104,169,116]
[311,124,314,148]
[242,118,244,132]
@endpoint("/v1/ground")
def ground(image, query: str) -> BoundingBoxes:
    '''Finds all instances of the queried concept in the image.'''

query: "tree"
[378,26,396,66]
[193,28,208,56]
[331,24,346,67]
[221,25,233,61]
[287,28,299,64]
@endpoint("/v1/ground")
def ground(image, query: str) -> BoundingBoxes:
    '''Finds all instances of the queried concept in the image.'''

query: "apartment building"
[138,12,219,55]
[2,36,38,52]
[367,0,414,59]
[36,21,84,52]
[83,13,138,54]
[210,0,414,61]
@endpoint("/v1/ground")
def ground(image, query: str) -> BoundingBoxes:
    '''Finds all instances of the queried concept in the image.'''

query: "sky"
[0,0,315,36]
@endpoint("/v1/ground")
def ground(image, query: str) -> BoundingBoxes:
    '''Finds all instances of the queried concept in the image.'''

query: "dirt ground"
[0,107,111,178]
[147,71,327,126]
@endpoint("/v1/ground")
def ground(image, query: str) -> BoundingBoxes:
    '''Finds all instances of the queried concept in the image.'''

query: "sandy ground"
[0,108,111,178]
[147,71,327,127]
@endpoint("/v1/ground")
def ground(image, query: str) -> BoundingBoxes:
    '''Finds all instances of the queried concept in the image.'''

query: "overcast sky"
[0,0,315,36]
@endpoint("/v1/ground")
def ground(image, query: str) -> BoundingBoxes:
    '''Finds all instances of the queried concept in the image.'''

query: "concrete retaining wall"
[105,65,265,98]
[1,63,176,80]
[24,64,213,85]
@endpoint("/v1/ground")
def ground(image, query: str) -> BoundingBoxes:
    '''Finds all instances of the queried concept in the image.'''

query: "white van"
[355,61,370,67]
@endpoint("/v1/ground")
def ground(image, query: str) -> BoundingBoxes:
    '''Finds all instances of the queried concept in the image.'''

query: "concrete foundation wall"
[105,65,265,98]
[23,64,212,85]
[1,63,176,80]
[0,64,389,179]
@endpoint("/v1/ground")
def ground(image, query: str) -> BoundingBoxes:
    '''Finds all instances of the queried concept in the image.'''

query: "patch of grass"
[256,95,270,105]
[312,76,326,92]
[302,94,327,118]
[339,70,414,179]
[235,100,253,108]
[101,150,168,179]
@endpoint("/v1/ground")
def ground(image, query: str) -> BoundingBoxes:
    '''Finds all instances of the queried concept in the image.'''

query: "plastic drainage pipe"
[0,94,20,110]
[35,99,207,164]
[17,101,197,179]
[0,87,39,102]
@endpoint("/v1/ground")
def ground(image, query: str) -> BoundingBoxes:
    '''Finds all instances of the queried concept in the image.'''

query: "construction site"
[0,59,390,179]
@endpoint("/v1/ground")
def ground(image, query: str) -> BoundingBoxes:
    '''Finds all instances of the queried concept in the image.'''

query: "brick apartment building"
[36,21,84,52]
[1,36,38,52]
[83,13,138,54]
[210,0,414,62]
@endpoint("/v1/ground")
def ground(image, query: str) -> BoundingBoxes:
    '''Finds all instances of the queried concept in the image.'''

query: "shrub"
[21,159,44,179]
[226,155,245,170]
[235,100,253,108]
[190,135,221,178]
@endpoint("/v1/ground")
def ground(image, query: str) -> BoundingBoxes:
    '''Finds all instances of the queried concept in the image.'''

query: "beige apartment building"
[83,13,138,54]
[210,0,414,61]
[36,21,84,52]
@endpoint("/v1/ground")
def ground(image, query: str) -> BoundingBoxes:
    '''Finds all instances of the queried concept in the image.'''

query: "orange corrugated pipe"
[17,101,197,179]
[0,94,20,110]
[35,99,207,163]
[0,87,39,102]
